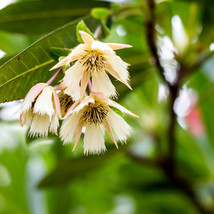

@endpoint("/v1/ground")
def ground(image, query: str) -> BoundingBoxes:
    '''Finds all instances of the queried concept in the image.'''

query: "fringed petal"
[84,124,106,155]
[60,112,82,144]
[29,114,50,137]
[107,109,132,142]
[63,61,84,101]
[49,112,59,135]
[92,70,117,98]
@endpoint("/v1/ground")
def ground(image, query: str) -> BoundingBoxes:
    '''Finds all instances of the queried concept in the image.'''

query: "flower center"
[58,91,74,117]
[81,51,105,72]
[82,103,108,124]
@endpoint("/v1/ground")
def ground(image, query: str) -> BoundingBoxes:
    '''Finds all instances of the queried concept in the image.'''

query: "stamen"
[81,51,105,72]
[58,91,74,117]
[82,103,108,124]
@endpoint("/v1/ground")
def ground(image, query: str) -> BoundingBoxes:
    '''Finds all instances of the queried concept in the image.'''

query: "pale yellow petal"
[105,64,132,90]
[107,109,132,142]
[20,109,32,126]
[50,44,86,70]
[105,52,129,83]
[92,70,117,98]
[80,70,91,98]
[29,114,50,137]
[79,31,94,46]
[107,99,138,118]
[33,86,54,119]
[103,118,118,148]
[72,120,84,152]
[91,41,114,52]
[60,112,82,144]
[50,55,70,70]
[63,61,84,100]
[84,124,106,155]
[107,43,132,50]
[49,113,59,135]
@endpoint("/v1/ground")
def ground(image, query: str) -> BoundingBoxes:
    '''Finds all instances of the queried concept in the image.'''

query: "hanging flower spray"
[20,26,138,155]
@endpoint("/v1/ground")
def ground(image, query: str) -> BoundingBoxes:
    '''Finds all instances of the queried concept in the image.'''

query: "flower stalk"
[47,68,63,85]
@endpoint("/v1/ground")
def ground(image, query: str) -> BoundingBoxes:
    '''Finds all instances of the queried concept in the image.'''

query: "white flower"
[50,31,132,100]
[60,92,138,155]
[20,83,61,137]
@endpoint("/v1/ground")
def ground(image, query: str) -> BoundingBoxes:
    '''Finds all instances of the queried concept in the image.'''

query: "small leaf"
[76,20,95,43]
[91,7,111,20]
[110,3,121,14]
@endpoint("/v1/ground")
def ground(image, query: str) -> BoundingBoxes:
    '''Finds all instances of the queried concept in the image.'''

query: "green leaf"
[0,17,98,103]
[38,145,119,187]
[76,20,95,43]
[49,47,71,61]
[91,7,111,20]
[0,0,109,34]
[110,3,122,14]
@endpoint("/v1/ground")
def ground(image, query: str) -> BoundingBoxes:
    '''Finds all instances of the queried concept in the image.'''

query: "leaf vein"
[0,59,54,88]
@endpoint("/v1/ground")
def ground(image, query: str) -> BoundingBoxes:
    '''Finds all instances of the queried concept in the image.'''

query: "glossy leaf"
[0,0,109,34]
[0,17,98,103]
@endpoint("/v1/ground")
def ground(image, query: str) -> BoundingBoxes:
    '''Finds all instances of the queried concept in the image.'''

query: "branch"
[166,85,178,172]
[142,0,213,213]
[162,165,213,214]
[145,0,169,87]
[128,152,212,213]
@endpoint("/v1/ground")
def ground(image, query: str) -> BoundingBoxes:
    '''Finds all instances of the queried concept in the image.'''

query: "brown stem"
[145,0,169,87]
[166,85,178,173]
[142,0,213,213]
[128,153,212,214]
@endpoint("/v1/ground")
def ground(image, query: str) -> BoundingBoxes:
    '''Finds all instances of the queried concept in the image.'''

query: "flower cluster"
[20,30,138,154]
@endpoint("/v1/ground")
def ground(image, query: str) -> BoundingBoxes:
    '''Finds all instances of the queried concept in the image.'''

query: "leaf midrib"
[0,9,90,23]
[0,59,54,88]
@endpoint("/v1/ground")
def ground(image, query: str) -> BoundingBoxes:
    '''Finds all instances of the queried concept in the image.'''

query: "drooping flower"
[50,31,132,100]
[60,92,138,155]
[20,83,61,137]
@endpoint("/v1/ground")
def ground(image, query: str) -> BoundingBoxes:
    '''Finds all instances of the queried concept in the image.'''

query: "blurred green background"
[0,0,214,213]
